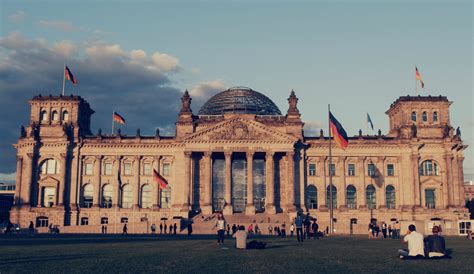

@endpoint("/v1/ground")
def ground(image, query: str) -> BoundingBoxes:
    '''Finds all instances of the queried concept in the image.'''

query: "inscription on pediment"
[209,121,271,140]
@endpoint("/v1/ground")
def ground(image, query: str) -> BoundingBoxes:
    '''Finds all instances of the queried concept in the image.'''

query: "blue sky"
[0,0,472,182]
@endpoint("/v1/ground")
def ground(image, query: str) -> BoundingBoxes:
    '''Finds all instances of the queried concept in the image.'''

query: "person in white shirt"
[233,225,248,249]
[215,213,226,245]
[398,224,425,259]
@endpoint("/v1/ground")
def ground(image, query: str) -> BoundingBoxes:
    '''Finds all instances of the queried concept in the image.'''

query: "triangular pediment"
[184,118,297,143]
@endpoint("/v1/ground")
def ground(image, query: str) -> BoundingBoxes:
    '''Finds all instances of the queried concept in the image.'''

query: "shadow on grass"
[0,254,96,266]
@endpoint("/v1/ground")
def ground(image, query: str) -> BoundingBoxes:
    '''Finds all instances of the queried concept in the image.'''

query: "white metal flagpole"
[112,109,115,135]
[328,104,334,235]
[62,64,66,96]
[415,65,418,96]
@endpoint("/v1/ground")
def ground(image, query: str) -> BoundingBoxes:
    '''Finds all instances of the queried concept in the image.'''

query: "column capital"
[265,151,275,158]
[224,151,232,158]
[358,156,366,161]
[286,151,295,157]
[246,150,255,157]
[184,151,193,157]
[16,155,24,161]
[26,152,34,159]
[114,155,122,161]
[203,151,212,158]
[94,155,104,161]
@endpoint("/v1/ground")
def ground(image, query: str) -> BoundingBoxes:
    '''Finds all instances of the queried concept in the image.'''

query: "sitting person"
[233,225,247,249]
[398,224,425,259]
[424,226,450,258]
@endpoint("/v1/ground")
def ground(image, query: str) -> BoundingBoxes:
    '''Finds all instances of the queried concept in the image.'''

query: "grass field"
[0,234,472,273]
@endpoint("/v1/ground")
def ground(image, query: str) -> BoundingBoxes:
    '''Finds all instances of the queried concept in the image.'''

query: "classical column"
[441,154,449,208]
[451,154,461,206]
[14,156,23,206]
[245,150,255,215]
[93,156,102,207]
[286,151,296,212]
[152,156,161,210]
[113,156,121,208]
[411,153,421,207]
[58,153,67,206]
[24,153,36,206]
[223,151,233,215]
[357,156,366,208]
[458,156,465,207]
[338,157,347,209]
[376,156,385,208]
[182,151,192,211]
[265,151,276,214]
[318,157,327,209]
[201,152,212,214]
[133,156,141,209]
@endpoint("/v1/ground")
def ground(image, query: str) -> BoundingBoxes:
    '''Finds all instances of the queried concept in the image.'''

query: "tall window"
[346,185,357,209]
[326,185,337,209]
[387,164,394,176]
[309,164,316,176]
[368,163,376,177]
[42,187,56,207]
[348,164,356,176]
[425,189,436,208]
[306,185,317,209]
[83,184,93,208]
[40,159,59,175]
[124,163,132,175]
[433,111,438,122]
[121,184,133,208]
[420,160,439,176]
[62,110,69,121]
[422,111,427,122]
[40,110,48,121]
[163,163,171,176]
[102,184,113,208]
[141,185,152,209]
[386,185,396,209]
[161,186,171,208]
[84,163,93,175]
[104,163,113,175]
[329,163,336,176]
[52,110,59,121]
[366,185,376,209]
[143,163,152,175]
[411,111,417,122]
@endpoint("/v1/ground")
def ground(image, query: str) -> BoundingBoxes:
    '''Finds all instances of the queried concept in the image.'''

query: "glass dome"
[198,87,282,116]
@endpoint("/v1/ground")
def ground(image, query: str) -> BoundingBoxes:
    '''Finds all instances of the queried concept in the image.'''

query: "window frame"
[308,163,316,176]
[348,164,356,176]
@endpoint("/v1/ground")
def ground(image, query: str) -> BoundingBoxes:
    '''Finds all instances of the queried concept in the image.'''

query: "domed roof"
[198,87,282,116]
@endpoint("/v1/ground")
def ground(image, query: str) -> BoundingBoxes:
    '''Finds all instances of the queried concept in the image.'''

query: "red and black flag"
[65,66,77,84]
[113,112,126,125]
[329,111,349,149]
[153,169,168,190]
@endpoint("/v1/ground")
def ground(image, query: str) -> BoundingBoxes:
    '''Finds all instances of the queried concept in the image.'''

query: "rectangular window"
[84,163,93,175]
[163,163,171,176]
[387,164,394,176]
[124,163,132,175]
[80,218,89,226]
[309,164,316,176]
[425,189,436,209]
[143,163,152,175]
[368,163,376,177]
[329,164,335,176]
[348,164,356,176]
[104,163,113,175]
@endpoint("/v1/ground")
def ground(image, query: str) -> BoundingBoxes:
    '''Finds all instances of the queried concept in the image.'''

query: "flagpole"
[112,109,115,135]
[365,113,368,136]
[328,104,334,235]
[415,65,418,96]
[62,64,66,96]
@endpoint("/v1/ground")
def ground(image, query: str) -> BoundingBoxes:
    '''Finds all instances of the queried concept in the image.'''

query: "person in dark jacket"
[424,226,450,258]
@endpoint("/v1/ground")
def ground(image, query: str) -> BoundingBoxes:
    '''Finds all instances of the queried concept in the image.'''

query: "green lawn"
[0,234,472,273]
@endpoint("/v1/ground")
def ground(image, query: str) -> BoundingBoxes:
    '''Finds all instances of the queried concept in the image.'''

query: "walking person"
[312,220,319,240]
[169,224,173,234]
[295,214,304,242]
[381,222,387,238]
[226,224,231,236]
[281,223,286,238]
[290,223,295,237]
[215,213,226,245]
[164,223,167,235]
[160,223,163,234]
[268,224,273,235]
[173,223,177,235]
[28,221,34,236]
[151,223,156,234]
[122,223,128,235]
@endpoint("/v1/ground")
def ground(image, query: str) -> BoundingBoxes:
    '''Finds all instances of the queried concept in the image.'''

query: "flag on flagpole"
[415,66,424,88]
[65,66,77,84]
[329,111,349,149]
[153,169,168,190]
[367,113,374,130]
[113,112,126,125]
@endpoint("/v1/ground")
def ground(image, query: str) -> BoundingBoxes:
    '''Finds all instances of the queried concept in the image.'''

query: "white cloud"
[151,52,179,72]
[38,20,80,32]
[8,11,26,23]
[130,49,147,61]
[0,32,40,50]
[190,80,226,99]
[0,172,16,184]
[85,44,125,59]
[52,41,77,57]
[304,120,324,136]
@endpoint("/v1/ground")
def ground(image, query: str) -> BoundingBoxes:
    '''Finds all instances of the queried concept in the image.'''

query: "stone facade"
[10,89,469,235]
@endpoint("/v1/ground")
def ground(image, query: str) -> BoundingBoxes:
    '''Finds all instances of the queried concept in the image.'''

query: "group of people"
[294,213,320,242]
[398,224,450,259]
[368,221,401,239]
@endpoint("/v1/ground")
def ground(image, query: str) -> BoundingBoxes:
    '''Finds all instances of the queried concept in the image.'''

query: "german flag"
[153,169,168,190]
[65,66,77,84]
[415,66,424,88]
[329,111,349,149]
[113,112,125,125]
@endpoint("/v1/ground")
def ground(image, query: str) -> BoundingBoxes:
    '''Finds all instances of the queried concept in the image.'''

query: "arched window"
[141,185,152,209]
[420,160,439,176]
[433,111,438,122]
[306,185,317,209]
[386,185,396,209]
[422,111,427,122]
[366,185,376,209]
[52,110,59,121]
[161,186,171,209]
[326,185,337,209]
[411,111,417,122]
[62,111,69,122]
[40,110,48,121]
[40,159,59,175]
[121,184,133,209]
[42,186,56,207]
[82,184,93,208]
[102,184,113,208]
[346,185,357,209]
